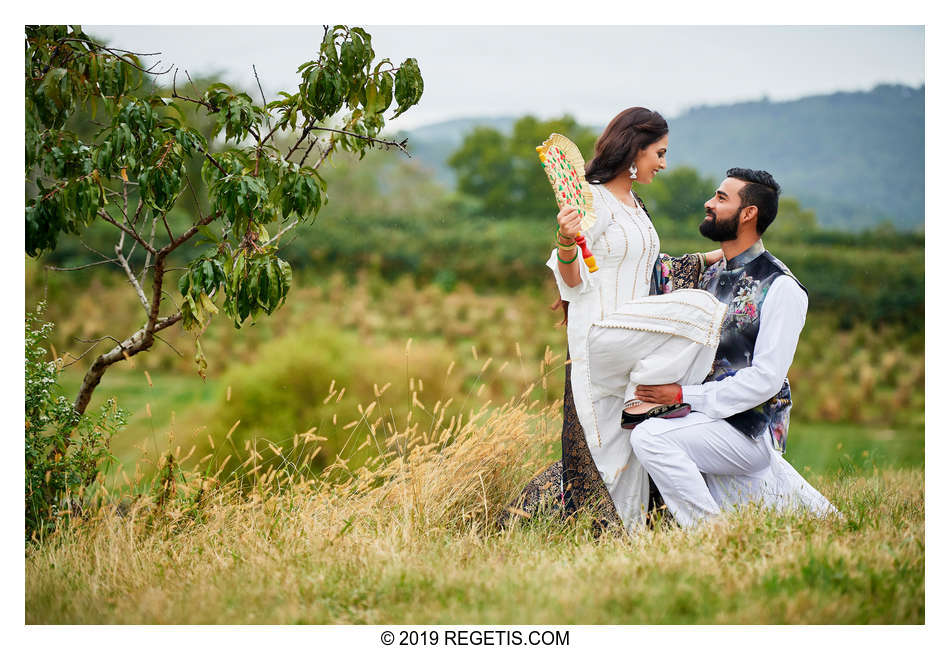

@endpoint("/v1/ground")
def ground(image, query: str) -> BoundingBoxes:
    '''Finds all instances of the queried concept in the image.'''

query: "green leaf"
[266,260,280,311]
[340,40,359,78]
[393,58,423,118]
[195,225,220,244]
[194,338,208,380]
[276,258,292,306]
[363,78,379,114]
[320,29,339,66]
[198,292,219,316]
[377,72,394,113]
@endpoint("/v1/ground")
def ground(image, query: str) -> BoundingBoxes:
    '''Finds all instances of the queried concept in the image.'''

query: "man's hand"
[635,383,683,404]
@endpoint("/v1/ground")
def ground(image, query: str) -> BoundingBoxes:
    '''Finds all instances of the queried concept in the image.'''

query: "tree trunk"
[72,313,181,416]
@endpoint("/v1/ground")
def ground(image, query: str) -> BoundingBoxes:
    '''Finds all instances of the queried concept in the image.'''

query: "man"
[630,168,834,528]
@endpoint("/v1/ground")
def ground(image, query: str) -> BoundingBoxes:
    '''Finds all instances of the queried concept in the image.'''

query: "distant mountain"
[395,116,518,185]
[395,85,924,231]
[668,84,924,231]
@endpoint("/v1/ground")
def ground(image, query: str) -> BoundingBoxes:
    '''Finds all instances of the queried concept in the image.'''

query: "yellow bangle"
[556,227,576,243]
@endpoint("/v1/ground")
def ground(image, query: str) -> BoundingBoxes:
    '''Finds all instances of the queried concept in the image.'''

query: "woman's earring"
[629,164,638,179]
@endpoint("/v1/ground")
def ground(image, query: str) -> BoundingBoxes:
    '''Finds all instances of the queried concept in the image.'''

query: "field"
[25,264,924,624]
[25,396,923,624]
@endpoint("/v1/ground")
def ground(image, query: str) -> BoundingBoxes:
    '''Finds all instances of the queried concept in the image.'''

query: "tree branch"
[132,194,146,226]
[80,239,112,261]
[253,64,268,106]
[300,134,323,168]
[262,219,299,247]
[312,141,335,171]
[98,209,155,254]
[45,258,118,272]
[154,333,184,358]
[161,211,176,243]
[171,68,215,112]
[313,127,411,157]
[58,36,163,58]
[139,214,159,285]
[72,312,182,415]
[183,173,206,221]
[161,210,220,255]
[115,230,151,315]
[61,339,111,368]
[284,126,311,163]
[195,142,229,177]
[145,254,167,335]
[74,334,123,345]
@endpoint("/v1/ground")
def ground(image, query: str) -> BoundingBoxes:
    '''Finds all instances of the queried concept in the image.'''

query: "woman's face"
[632,134,669,184]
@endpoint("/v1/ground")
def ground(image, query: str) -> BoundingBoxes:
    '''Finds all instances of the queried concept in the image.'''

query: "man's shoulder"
[761,249,806,294]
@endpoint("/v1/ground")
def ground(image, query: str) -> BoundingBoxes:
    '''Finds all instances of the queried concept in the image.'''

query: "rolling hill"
[395,84,924,231]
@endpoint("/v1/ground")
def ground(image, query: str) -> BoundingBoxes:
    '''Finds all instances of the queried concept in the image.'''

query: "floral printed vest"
[698,240,806,453]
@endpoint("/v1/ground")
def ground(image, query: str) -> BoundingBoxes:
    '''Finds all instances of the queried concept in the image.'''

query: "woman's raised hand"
[556,205,583,240]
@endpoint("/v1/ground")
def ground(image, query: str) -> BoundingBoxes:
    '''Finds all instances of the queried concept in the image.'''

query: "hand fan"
[537,133,598,272]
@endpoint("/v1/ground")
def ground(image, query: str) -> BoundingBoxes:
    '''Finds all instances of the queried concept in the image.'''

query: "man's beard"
[699,207,740,241]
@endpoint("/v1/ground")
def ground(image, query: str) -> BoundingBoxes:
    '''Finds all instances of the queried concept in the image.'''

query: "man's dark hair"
[726,168,781,234]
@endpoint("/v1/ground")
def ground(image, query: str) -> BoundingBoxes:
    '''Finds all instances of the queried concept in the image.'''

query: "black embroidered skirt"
[500,354,657,532]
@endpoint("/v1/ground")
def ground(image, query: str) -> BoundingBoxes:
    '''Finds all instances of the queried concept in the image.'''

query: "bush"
[25,304,126,542]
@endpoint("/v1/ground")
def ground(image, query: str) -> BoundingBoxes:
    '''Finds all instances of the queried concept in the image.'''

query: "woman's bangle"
[556,226,576,243]
[556,240,577,249]
[557,249,579,264]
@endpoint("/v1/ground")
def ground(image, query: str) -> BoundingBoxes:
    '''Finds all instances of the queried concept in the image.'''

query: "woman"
[504,107,725,533]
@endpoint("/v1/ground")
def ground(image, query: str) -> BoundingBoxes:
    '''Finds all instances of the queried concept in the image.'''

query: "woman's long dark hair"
[585,107,668,184]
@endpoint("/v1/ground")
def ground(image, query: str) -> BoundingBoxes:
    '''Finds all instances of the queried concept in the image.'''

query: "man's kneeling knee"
[628,419,669,458]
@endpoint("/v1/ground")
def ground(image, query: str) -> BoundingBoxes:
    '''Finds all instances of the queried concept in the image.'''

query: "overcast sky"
[86,25,924,130]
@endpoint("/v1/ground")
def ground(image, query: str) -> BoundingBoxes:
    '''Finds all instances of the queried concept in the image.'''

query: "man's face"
[700,177,745,242]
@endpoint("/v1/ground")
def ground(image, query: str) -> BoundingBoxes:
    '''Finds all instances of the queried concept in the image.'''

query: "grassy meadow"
[25,255,924,624]
[24,392,923,624]
[23,143,925,623]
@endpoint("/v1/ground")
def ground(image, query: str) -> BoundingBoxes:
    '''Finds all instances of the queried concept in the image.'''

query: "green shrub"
[25,304,126,541]
[193,323,470,481]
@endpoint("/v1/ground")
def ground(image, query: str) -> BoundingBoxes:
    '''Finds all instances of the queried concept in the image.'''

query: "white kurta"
[546,185,726,532]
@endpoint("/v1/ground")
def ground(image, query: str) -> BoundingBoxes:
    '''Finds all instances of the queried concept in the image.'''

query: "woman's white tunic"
[546,185,724,531]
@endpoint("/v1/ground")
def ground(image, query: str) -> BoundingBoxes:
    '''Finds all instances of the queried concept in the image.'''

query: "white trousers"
[630,412,837,528]
[579,290,727,532]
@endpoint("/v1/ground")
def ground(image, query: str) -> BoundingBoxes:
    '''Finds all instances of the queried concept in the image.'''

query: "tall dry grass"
[26,379,923,624]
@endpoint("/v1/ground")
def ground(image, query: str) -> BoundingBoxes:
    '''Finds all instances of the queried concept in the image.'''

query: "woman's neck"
[601,175,637,207]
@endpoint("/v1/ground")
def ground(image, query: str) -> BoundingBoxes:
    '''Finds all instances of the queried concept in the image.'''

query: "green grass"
[785,421,924,475]
[57,368,217,477]
[57,363,924,482]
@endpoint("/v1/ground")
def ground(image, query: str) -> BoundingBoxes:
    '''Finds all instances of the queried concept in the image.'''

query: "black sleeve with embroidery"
[650,253,705,294]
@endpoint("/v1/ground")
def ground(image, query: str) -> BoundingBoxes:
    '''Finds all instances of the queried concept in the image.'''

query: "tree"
[448,115,597,220]
[769,196,819,239]
[635,166,717,228]
[25,25,424,416]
